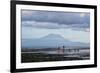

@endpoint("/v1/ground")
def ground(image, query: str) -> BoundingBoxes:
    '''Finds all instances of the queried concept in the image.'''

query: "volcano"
[22,34,89,49]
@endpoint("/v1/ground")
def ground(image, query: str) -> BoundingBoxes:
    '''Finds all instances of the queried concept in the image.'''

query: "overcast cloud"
[21,10,90,31]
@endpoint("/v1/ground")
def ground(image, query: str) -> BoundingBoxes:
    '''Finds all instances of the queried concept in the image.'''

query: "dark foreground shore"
[21,52,90,63]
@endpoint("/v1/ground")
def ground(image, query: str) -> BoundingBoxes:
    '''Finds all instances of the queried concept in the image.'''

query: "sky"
[21,10,90,43]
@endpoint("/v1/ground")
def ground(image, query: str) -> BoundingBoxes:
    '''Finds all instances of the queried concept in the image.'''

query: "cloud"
[22,21,69,29]
[21,10,90,32]
[72,28,90,32]
[22,21,89,32]
[22,10,90,25]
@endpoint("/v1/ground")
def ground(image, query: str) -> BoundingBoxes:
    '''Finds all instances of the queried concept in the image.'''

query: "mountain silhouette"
[42,34,64,39]
[39,34,69,41]
[22,34,89,49]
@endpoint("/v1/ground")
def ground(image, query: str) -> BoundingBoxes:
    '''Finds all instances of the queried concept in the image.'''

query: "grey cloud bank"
[21,10,90,31]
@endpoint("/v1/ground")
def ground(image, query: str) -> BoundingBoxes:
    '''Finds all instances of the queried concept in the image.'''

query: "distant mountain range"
[22,34,89,49]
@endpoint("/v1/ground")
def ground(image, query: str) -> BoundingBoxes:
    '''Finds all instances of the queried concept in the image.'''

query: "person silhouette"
[62,46,65,54]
